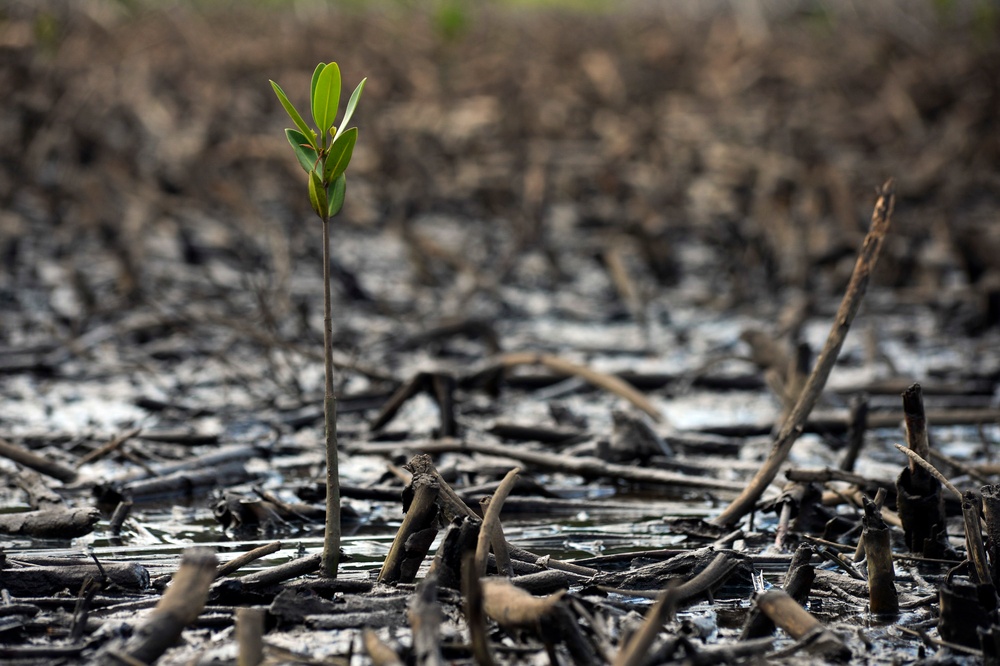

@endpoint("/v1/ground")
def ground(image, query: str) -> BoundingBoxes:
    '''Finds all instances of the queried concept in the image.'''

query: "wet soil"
[1,1,1000,664]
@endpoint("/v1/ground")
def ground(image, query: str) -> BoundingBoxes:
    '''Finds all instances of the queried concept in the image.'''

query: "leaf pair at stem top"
[270,62,366,219]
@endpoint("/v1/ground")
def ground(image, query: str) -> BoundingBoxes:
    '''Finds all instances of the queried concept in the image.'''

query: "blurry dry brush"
[1,1,999,343]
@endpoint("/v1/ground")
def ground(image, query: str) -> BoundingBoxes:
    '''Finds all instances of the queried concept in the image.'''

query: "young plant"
[270,63,366,578]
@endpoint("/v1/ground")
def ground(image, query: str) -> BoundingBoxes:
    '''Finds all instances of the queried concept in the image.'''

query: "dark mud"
[1,1,1000,664]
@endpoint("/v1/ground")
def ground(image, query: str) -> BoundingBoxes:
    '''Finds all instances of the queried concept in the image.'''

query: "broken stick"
[713,179,895,527]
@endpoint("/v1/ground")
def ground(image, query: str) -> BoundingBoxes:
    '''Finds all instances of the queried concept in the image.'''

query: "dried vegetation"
[1,1,1000,664]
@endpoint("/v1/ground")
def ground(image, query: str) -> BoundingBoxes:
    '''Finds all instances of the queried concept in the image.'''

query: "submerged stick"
[712,180,895,527]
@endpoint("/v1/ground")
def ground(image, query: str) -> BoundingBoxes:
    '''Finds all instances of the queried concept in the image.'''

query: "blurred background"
[2,0,999,429]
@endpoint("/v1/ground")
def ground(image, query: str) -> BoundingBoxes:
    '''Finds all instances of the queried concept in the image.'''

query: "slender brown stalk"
[894,444,962,500]
[321,216,341,578]
[962,491,991,586]
[712,180,895,527]
[475,468,520,577]
[462,551,495,666]
[217,541,281,578]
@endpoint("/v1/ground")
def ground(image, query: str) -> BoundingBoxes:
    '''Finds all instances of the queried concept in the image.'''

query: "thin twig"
[894,444,962,500]
[475,468,521,577]
[712,180,895,527]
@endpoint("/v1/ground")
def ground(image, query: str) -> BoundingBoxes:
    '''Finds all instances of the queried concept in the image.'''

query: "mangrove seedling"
[270,63,366,578]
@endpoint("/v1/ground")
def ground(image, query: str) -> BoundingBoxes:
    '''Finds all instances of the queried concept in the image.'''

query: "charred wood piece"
[378,472,442,584]
[862,495,898,615]
[0,507,100,539]
[0,558,149,596]
[981,484,1000,589]
[371,371,459,437]
[754,588,851,660]
[99,548,217,665]
[0,437,78,483]
[409,571,445,666]
[896,384,954,558]
[939,573,996,650]
[741,545,814,640]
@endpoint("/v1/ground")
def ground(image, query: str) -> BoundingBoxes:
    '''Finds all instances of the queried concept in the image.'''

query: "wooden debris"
[351,439,746,495]
[474,467,520,578]
[1,557,149,596]
[0,507,100,539]
[862,496,898,615]
[713,180,896,527]
[99,548,218,665]
[236,606,265,666]
[409,571,445,666]
[0,437,78,483]
[363,628,406,666]
[754,588,851,660]
[481,577,565,630]
[462,551,495,666]
[495,352,664,422]
[378,472,442,585]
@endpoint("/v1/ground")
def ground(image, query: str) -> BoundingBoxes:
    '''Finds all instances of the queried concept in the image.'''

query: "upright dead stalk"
[713,180,895,527]
[862,496,898,615]
[474,468,520,577]
[902,384,930,464]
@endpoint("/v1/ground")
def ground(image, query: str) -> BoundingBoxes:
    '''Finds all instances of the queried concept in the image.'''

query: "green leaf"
[310,63,326,108]
[285,129,319,173]
[308,168,328,219]
[323,127,358,183]
[270,80,317,151]
[311,62,341,137]
[327,173,347,218]
[334,78,367,141]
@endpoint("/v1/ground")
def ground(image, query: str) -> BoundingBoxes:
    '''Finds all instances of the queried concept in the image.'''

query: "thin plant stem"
[321,215,341,577]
